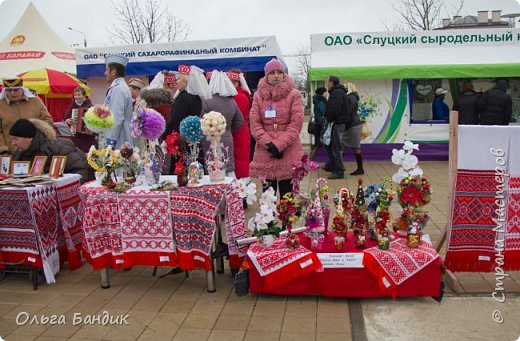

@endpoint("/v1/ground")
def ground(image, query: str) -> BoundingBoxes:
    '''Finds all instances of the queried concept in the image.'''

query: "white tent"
[0,2,76,78]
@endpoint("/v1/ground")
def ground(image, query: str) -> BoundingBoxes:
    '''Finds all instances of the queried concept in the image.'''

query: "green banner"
[309,63,520,81]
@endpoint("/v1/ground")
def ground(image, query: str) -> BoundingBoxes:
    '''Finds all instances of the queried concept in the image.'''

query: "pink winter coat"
[250,75,304,180]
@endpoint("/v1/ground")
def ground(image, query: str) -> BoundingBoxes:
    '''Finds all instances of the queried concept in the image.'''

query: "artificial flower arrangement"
[163,131,188,186]
[351,178,369,248]
[179,116,204,186]
[247,187,282,247]
[130,108,166,185]
[291,155,318,194]
[83,105,114,134]
[233,179,258,206]
[332,188,352,237]
[201,111,229,182]
[391,141,432,246]
[86,145,132,191]
[364,181,394,240]
[119,143,141,185]
[391,140,423,183]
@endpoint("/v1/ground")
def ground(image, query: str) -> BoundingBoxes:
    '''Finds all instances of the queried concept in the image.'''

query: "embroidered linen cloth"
[247,237,322,291]
[445,125,520,271]
[363,238,439,297]
[505,129,520,266]
[55,176,84,270]
[80,176,247,271]
[27,184,60,284]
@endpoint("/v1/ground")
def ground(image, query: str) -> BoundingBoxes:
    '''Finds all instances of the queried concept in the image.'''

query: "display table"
[248,232,441,298]
[79,176,248,291]
[0,174,84,288]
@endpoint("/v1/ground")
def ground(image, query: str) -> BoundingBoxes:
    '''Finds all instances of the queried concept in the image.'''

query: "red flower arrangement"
[164,131,187,176]
[397,176,431,208]
[277,193,302,228]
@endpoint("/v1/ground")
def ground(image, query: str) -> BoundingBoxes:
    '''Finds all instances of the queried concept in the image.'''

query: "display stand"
[435,110,462,291]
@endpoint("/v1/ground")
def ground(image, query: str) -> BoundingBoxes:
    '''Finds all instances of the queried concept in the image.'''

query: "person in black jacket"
[10,118,93,183]
[452,81,480,125]
[477,79,512,125]
[164,75,202,136]
[323,76,347,179]
[343,82,364,175]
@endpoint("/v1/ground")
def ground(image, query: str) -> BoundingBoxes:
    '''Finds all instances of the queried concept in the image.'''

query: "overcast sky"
[1,0,519,72]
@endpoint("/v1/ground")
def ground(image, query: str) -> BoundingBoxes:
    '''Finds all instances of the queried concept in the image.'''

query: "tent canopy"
[76,36,283,78]
[0,3,76,78]
[309,28,520,80]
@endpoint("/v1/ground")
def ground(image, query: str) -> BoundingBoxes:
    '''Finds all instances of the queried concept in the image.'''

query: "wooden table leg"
[32,267,39,290]
[100,268,110,289]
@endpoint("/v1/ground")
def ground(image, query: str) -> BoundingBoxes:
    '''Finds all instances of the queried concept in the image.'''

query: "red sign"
[0,51,45,60]
[51,52,76,60]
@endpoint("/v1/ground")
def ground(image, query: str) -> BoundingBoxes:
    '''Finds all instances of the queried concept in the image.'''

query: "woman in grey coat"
[202,71,244,176]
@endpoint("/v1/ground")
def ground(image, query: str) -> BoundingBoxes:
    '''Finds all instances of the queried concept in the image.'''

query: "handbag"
[307,111,323,135]
[307,121,322,135]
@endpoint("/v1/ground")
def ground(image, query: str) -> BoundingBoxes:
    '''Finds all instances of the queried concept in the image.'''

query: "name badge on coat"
[264,105,277,118]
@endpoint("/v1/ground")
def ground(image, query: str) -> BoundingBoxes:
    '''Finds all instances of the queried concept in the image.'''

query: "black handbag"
[307,121,322,135]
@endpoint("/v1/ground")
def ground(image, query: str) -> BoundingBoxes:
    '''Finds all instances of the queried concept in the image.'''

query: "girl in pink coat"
[250,58,304,198]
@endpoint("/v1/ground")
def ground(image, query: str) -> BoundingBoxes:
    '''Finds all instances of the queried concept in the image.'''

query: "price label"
[316,253,364,268]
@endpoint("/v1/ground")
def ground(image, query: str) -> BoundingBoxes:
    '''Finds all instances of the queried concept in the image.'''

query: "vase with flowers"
[130,108,166,185]
[83,104,114,149]
[179,116,203,186]
[163,131,188,186]
[201,111,229,182]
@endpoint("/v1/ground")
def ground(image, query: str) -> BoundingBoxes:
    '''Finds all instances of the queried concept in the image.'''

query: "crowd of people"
[0,55,515,191]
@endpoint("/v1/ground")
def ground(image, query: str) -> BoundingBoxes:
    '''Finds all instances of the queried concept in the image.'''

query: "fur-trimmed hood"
[139,88,174,107]
[256,74,297,102]
[29,118,56,140]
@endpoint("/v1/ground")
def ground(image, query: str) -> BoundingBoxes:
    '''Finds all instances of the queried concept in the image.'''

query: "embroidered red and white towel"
[247,237,322,291]
[27,185,60,284]
[363,238,439,297]
[118,190,177,268]
[55,177,84,270]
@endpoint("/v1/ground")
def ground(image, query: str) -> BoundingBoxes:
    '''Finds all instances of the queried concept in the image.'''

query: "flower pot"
[334,236,345,251]
[233,270,249,296]
[260,234,276,247]
[378,238,390,250]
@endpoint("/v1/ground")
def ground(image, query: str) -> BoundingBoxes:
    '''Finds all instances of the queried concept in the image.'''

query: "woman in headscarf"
[164,65,211,174]
[202,71,244,177]
[249,58,304,198]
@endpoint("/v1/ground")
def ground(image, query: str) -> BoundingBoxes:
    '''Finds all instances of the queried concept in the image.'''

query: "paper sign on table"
[316,253,364,268]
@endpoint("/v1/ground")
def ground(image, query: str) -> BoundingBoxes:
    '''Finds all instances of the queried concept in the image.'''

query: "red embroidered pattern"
[364,238,439,285]
[247,238,313,276]
[118,191,174,253]
[448,170,498,252]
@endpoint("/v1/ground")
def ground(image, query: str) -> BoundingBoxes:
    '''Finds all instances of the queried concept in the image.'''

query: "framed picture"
[49,156,67,178]
[11,161,30,177]
[30,156,47,176]
[0,155,11,175]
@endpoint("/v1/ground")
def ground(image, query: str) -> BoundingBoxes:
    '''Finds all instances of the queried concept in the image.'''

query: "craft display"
[201,111,228,182]
[179,116,203,187]
[82,104,114,149]
[290,155,318,194]
[316,178,330,234]
[119,143,140,185]
[394,175,431,237]
[332,188,353,237]
[352,179,368,248]
[163,131,188,186]
[130,108,166,185]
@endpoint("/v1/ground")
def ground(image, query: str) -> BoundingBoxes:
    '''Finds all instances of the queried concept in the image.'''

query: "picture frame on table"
[11,161,30,177]
[49,156,67,178]
[30,155,47,176]
[0,155,11,175]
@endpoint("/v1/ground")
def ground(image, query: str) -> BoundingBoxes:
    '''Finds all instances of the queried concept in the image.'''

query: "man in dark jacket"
[324,76,348,179]
[10,118,92,183]
[452,81,480,125]
[477,79,512,125]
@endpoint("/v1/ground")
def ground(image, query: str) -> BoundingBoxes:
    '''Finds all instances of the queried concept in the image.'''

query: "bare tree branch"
[109,0,190,44]
[389,0,464,31]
